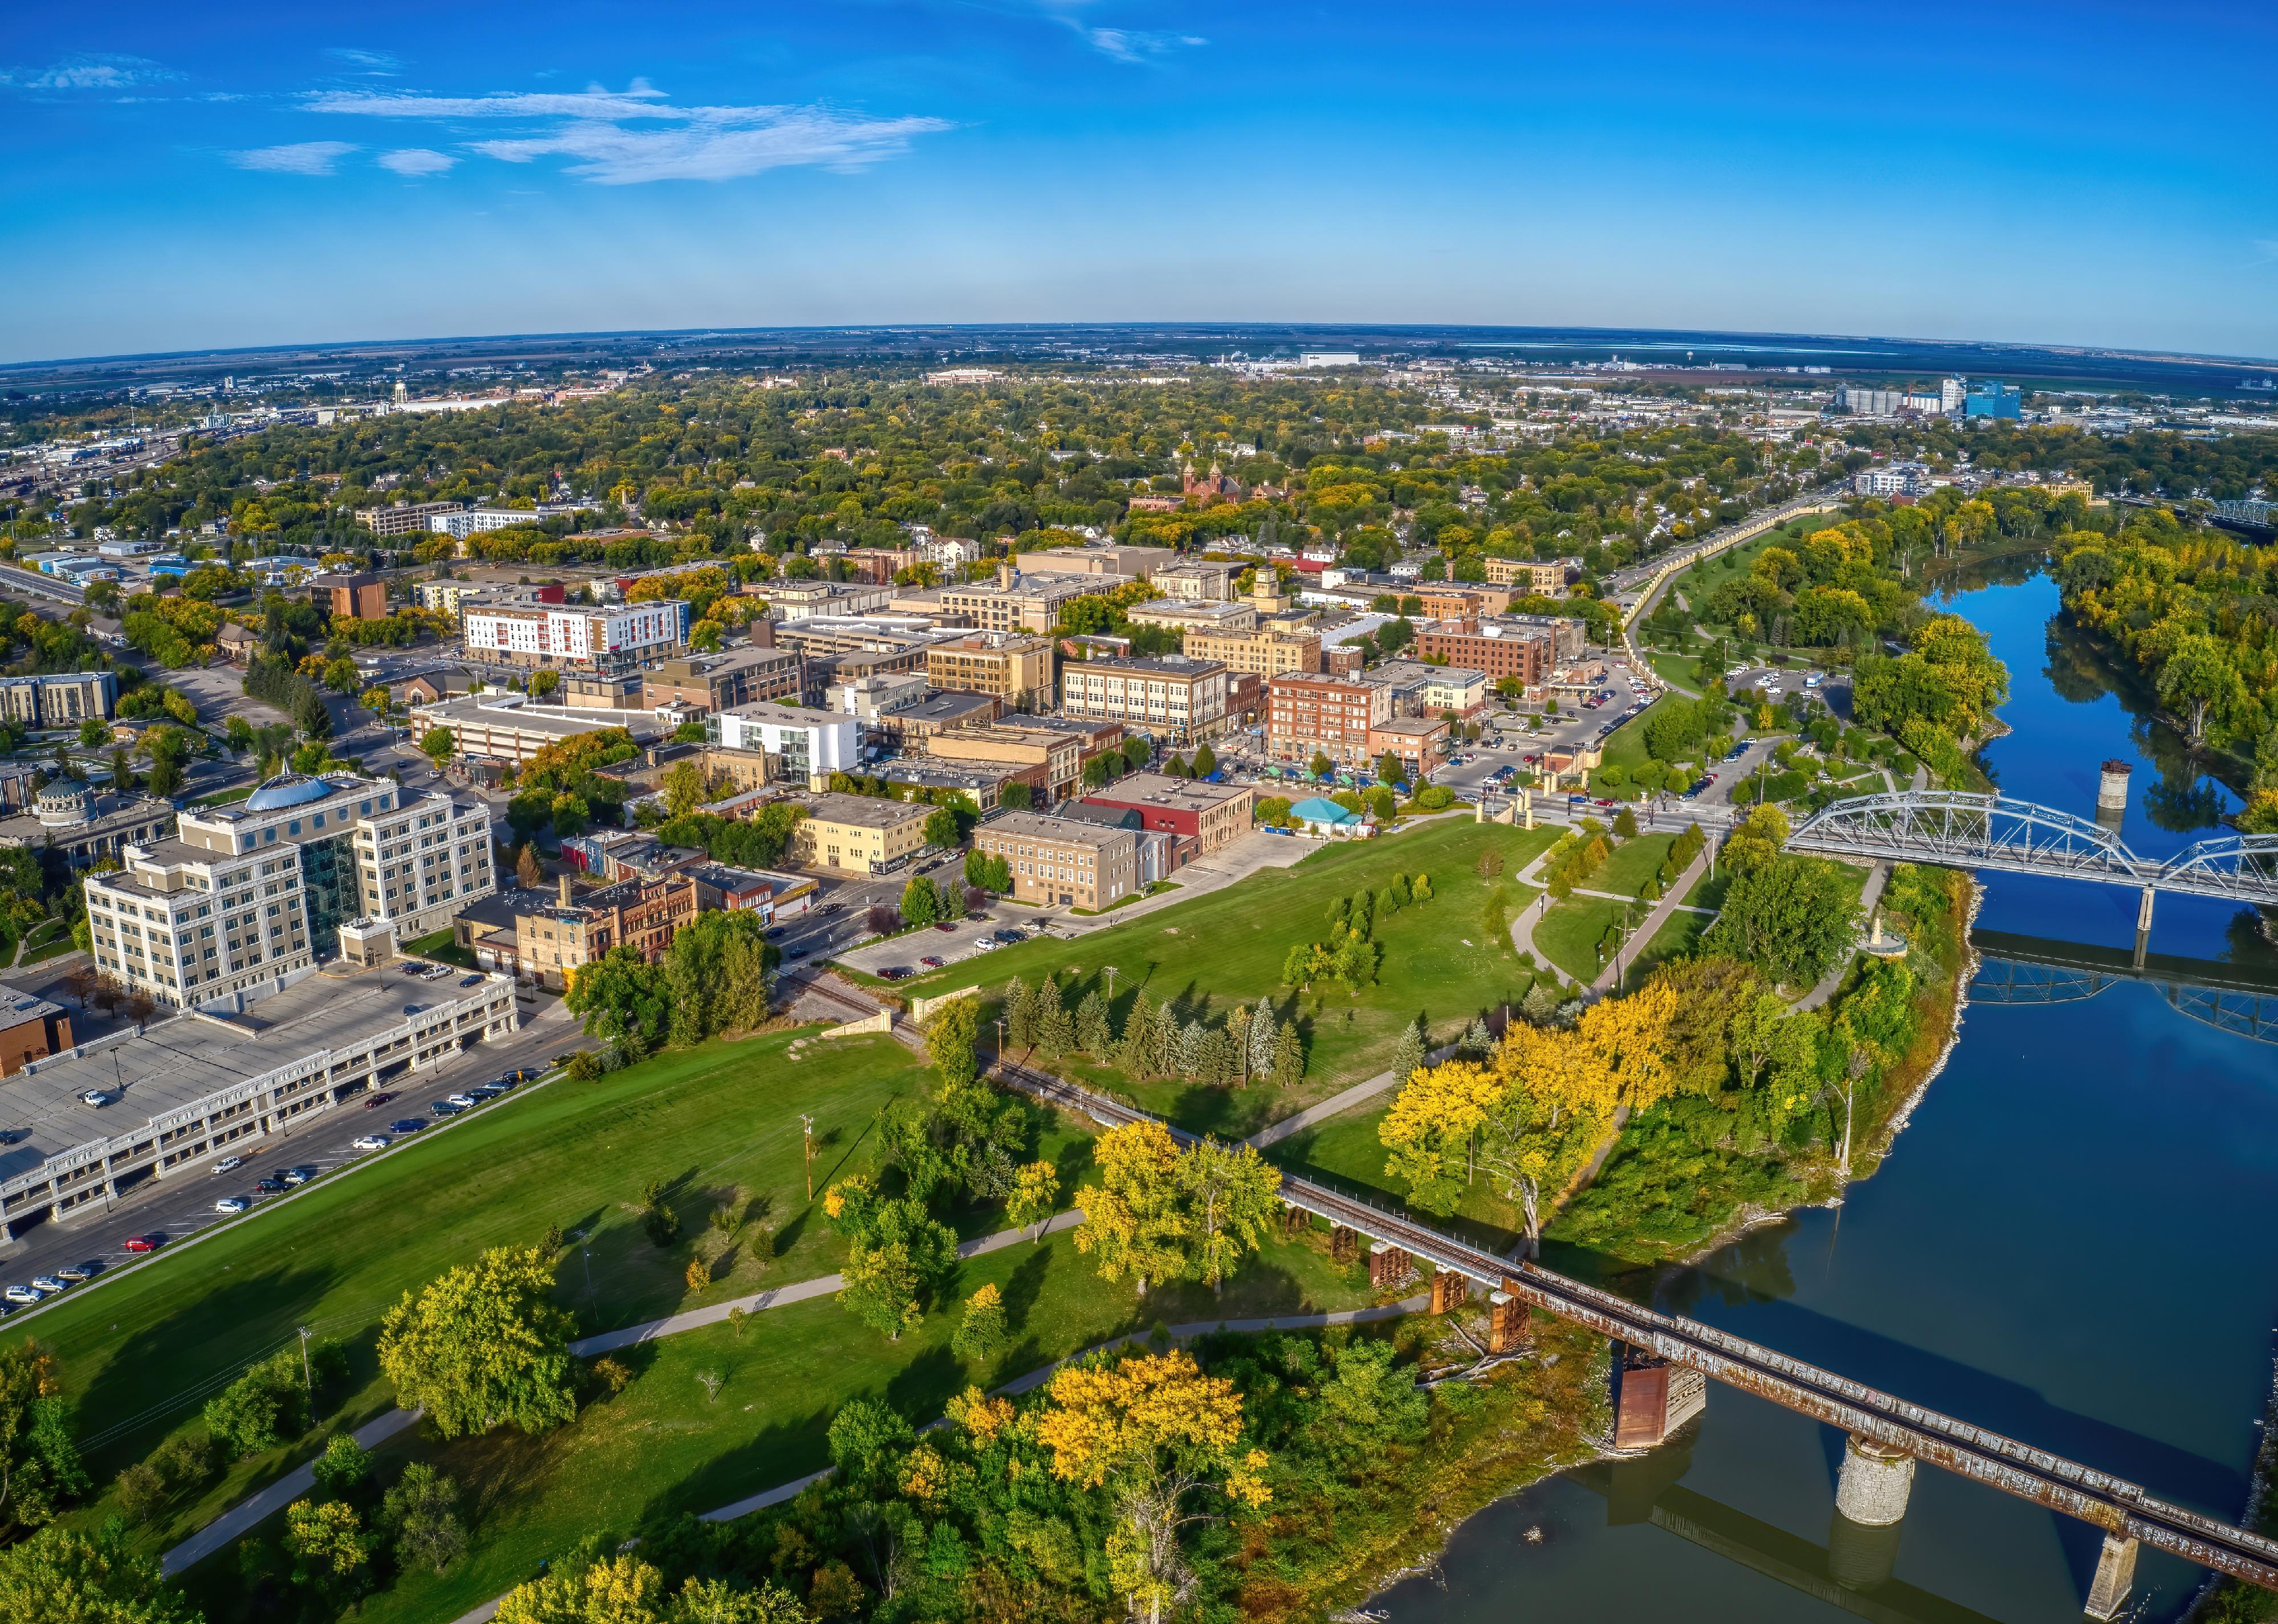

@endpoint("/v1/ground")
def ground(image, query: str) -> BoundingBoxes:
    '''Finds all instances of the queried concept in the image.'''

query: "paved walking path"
[162,1406,426,1576]
[569,1210,1087,1357]
[1245,1043,1460,1150]
[1796,860,1891,1013]
[1588,849,1710,998]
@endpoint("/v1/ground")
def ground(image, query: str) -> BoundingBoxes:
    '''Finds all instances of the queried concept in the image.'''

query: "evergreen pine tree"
[1271,1022,1305,1088]
[1037,974,1074,1055]
[1463,1014,1492,1054]
[1118,991,1158,1077]
[1248,998,1278,1077]
[1226,1005,1253,1084]
[1003,977,1034,1048]
[1391,1019,1426,1085]
[1075,989,1112,1056]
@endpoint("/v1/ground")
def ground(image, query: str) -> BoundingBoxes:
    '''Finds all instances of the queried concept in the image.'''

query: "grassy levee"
[898,819,1560,1139]
[11,1032,1040,1554]
[175,1225,1379,1624]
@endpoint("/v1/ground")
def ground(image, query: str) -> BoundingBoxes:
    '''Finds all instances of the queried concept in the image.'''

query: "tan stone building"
[501,874,701,991]
[1058,655,1229,745]
[927,724,1083,803]
[1484,557,1578,595]
[785,793,931,874]
[971,811,1139,910]
[926,634,1056,710]
[642,647,805,713]
[1181,625,1321,678]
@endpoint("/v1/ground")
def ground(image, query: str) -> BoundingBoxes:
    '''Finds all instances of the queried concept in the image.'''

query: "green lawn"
[1643,649,1702,691]
[19,917,75,964]
[1619,903,1712,992]
[1587,832,1677,900]
[897,820,1560,1139]
[176,1222,1379,1624]
[402,928,477,969]
[15,1031,1039,1554]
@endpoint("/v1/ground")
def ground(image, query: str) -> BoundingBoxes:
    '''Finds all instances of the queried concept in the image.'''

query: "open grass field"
[12,1031,1083,1556]
[1588,831,1677,899]
[174,1219,1379,1624]
[1620,903,1713,992]
[898,819,1560,1140]
[1533,895,1633,984]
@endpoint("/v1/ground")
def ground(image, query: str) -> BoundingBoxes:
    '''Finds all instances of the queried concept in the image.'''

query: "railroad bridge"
[990,1058,2278,1620]
[1970,929,2278,1046]
[1787,790,2278,966]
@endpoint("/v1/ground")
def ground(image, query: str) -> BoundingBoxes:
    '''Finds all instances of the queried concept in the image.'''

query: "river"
[1378,570,2278,1623]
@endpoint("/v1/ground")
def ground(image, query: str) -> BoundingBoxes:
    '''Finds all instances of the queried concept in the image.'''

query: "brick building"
[925,634,1056,711]
[1265,673,1392,769]
[312,572,389,621]
[971,811,1139,910]
[1411,618,1554,686]
[1081,774,1255,854]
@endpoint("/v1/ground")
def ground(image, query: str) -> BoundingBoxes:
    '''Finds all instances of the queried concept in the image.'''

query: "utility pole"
[800,1112,815,1200]
[298,1325,313,1402]
[1102,965,1119,1004]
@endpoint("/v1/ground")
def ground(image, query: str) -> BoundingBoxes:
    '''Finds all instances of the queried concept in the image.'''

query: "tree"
[516,844,545,888]
[0,1342,85,1540]
[923,993,982,1090]
[1008,1159,1061,1242]
[1307,751,1332,780]
[528,668,561,700]
[1190,742,1216,778]
[564,945,669,1054]
[1037,1351,1270,1624]
[662,909,773,1045]
[830,1193,956,1341]
[284,1498,369,1594]
[0,1522,198,1624]
[899,875,940,929]
[999,781,1034,811]
[1391,1017,1427,1087]
[497,1556,804,1624]
[1075,989,1112,1055]
[1702,853,1861,988]
[923,807,961,850]
[377,1245,577,1440]
[380,1462,466,1575]
[662,760,707,819]
[1179,1138,1282,1294]
[1246,998,1278,1078]
[951,1283,1008,1361]
[1074,1122,1192,1296]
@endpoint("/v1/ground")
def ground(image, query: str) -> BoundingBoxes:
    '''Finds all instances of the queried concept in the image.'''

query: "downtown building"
[84,772,496,1010]
[1265,672,1392,769]
[462,598,690,672]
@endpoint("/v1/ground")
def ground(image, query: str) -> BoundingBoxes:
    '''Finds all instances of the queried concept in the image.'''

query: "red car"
[362,1092,396,1109]
[932,922,957,933]
[920,955,945,968]
[122,1234,164,1253]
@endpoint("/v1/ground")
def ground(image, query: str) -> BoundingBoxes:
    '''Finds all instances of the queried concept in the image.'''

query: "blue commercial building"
[1965,381,2022,420]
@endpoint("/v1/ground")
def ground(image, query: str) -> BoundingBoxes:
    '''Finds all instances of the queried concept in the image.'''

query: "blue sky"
[3,2,2275,364]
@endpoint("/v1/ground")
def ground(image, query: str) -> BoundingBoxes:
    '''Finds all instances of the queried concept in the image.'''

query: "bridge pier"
[1834,1432,1915,1527]
[1330,1225,1358,1264]
[2134,886,2155,970]
[1613,1350,1706,1448]
[1488,1289,1529,1352]
[1369,1241,1414,1290]
[2083,1533,2138,1621]
[1429,1270,1468,1314]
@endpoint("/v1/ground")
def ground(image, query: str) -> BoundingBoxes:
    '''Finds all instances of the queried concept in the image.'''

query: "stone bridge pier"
[1829,1432,1913,1591]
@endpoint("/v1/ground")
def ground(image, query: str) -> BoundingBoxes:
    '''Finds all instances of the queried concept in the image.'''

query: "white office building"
[462,599,690,670]
[712,701,861,785]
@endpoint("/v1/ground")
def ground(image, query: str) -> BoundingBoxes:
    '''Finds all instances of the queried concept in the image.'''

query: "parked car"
[971,938,998,953]
[351,1135,390,1152]
[255,1176,287,1195]
[932,921,956,933]
[57,1261,102,1282]
[878,966,911,981]
[363,1091,396,1109]
[30,1276,68,1295]
[215,1196,250,1214]
[2,1286,39,1305]
[283,1165,319,1186]
[78,1090,111,1108]
[211,1156,244,1175]
[920,955,945,968]
[389,1119,429,1135]
[445,1092,478,1109]
[122,1234,164,1254]
[459,974,483,987]
[430,1100,463,1117]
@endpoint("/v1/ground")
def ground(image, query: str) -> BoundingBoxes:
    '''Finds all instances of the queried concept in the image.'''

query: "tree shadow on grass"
[883,1344,965,1423]
[995,1246,1053,1337]
[78,1258,348,1478]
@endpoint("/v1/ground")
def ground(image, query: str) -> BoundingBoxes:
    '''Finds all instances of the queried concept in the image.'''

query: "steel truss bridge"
[1970,930,2278,1046]
[1787,790,2278,908]
[985,1055,2278,1598]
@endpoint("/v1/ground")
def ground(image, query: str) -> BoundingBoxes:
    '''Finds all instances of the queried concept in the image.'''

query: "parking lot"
[834,909,1053,978]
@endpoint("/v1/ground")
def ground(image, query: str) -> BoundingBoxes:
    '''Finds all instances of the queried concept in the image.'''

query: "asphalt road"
[0,991,585,1299]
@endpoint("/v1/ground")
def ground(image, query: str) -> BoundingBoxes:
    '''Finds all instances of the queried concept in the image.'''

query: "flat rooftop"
[0,962,491,1182]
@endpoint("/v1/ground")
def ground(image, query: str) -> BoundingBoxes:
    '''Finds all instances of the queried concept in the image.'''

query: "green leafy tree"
[924,807,961,849]
[924,993,983,1090]
[564,945,670,1054]
[378,1462,466,1574]
[998,780,1034,811]
[662,760,707,819]
[376,1245,577,1439]
[951,1283,1008,1362]
[899,875,940,929]
[0,1522,198,1624]
[1702,852,1861,989]
[1179,1138,1282,1294]
[0,1344,87,1537]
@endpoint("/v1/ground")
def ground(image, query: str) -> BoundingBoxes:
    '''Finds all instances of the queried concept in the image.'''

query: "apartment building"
[1266,673,1392,769]
[354,500,463,538]
[970,811,1139,910]
[712,701,860,784]
[1423,667,1490,718]
[785,793,931,874]
[925,634,1056,710]
[759,581,896,621]
[1011,545,1176,580]
[1181,625,1321,678]
[1081,774,1255,854]
[927,724,1082,803]
[1058,655,1228,745]
[1368,716,1451,782]
[1152,560,1243,601]
[84,772,495,1009]
[642,647,805,713]
[311,572,389,622]
[1126,599,1259,634]
[1483,557,1580,595]
[940,571,1125,635]
[0,670,116,728]
[1411,618,1554,685]
[462,599,689,671]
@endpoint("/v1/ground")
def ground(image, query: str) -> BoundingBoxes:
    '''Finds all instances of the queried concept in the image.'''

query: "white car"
[2,1285,38,1306]
[79,1089,111,1108]
[215,1195,249,1214]
[211,1156,243,1175]
[352,1134,390,1152]
[29,1276,66,1295]
[445,1092,478,1109]
[970,938,998,953]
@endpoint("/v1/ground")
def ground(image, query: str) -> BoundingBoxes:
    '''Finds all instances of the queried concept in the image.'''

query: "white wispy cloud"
[1,53,178,92]
[1067,25,1207,62]
[324,48,402,72]
[302,80,948,184]
[233,141,358,175]
[377,147,456,177]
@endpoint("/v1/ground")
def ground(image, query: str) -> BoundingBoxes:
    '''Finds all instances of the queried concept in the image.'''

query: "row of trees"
[1002,976,1307,1090]
[564,911,775,1056]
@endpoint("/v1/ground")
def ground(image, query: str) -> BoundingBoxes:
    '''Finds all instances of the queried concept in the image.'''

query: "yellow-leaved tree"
[1073,1122,1192,1296]
[1037,1350,1270,1624]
